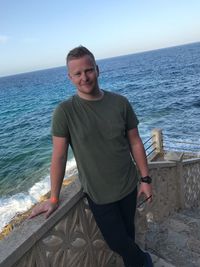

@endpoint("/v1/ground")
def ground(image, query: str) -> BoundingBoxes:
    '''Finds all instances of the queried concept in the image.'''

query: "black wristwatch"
[140,176,152,184]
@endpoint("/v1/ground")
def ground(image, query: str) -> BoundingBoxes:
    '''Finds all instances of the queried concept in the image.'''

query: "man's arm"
[50,136,68,200]
[127,128,152,202]
[29,136,68,219]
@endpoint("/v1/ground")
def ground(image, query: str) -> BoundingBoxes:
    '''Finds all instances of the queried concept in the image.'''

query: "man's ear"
[96,65,99,76]
[68,72,72,80]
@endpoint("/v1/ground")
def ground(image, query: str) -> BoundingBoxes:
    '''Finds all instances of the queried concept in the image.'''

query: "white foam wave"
[0,193,36,232]
[28,175,51,202]
[0,158,77,232]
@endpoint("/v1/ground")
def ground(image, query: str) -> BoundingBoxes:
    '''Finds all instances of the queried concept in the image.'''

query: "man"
[30,46,153,267]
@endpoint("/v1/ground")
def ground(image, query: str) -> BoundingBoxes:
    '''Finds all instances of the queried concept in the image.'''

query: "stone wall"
[0,178,122,267]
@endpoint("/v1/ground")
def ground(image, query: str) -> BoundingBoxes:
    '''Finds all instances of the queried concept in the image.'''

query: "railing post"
[151,128,164,155]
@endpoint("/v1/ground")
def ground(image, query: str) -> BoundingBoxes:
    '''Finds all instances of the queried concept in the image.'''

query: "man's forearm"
[131,140,149,177]
[50,155,67,199]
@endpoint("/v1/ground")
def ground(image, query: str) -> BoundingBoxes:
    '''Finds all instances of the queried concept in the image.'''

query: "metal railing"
[143,129,200,159]
[143,135,157,158]
[163,131,200,154]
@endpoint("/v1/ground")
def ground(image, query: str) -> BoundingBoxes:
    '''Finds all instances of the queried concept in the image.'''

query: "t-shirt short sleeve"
[51,104,69,137]
[124,98,139,130]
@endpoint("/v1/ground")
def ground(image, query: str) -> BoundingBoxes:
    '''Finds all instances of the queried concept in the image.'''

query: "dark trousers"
[86,188,145,267]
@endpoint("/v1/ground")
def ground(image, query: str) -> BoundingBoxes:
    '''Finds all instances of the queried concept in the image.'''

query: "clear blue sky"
[1,0,200,77]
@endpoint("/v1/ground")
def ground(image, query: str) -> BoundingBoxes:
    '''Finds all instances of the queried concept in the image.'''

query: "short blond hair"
[66,46,96,64]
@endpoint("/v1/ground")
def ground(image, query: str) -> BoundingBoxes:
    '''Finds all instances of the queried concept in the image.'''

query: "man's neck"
[77,89,104,101]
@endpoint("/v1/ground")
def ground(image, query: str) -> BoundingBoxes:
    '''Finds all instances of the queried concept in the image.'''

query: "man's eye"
[86,69,94,73]
[74,73,81,76]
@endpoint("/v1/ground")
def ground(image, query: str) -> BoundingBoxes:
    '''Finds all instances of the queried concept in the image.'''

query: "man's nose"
[81,72,88,81]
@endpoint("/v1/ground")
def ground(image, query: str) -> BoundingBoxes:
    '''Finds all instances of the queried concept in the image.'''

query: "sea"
[0,42,200,232]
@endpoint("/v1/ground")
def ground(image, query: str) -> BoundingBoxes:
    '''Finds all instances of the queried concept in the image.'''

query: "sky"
[0,0,200,77]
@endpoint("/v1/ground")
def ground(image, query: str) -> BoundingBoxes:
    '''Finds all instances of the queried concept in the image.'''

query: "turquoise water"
[0,42,200,230]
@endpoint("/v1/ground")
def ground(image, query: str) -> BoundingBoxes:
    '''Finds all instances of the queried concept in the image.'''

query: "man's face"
[68,55,99,97]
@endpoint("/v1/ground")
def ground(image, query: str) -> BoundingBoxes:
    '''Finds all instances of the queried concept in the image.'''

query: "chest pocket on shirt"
[102,121,126,140]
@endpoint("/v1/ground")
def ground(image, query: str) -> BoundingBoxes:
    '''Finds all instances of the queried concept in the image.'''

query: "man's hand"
[29,199,59,219]
[138,183,153,204]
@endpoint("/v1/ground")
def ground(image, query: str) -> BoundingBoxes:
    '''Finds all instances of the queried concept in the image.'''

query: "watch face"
[141,176,152,184]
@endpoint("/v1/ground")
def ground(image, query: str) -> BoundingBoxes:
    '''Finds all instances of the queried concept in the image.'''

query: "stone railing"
[143,128,200,224]
[0,177,123,267]
[182,158,200,208]
[144,157,200,223]
[1,128,200,267]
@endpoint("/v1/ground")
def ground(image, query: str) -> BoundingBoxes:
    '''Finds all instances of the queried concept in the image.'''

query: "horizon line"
[1,41,199,79]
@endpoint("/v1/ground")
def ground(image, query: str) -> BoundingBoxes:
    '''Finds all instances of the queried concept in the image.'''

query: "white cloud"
[0,35,9,44]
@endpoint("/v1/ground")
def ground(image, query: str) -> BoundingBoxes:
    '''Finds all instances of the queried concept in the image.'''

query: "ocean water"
[0,42,200,231]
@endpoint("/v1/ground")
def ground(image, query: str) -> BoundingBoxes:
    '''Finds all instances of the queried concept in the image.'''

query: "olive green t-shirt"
[52,90,139,204]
